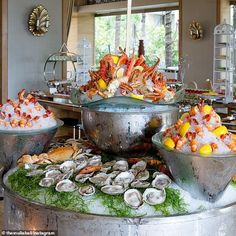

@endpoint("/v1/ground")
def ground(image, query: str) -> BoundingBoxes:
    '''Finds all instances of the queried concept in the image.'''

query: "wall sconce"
[189,21,203,40]
[28,5,50,36]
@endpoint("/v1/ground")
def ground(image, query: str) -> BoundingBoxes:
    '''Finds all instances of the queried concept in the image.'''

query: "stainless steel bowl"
[81,97,179,154]
[0,119,63,172]
[152,132,236,202]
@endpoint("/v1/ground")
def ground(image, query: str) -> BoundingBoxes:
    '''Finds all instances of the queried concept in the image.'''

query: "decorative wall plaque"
[189,21,203,40]
[28,5,50,36]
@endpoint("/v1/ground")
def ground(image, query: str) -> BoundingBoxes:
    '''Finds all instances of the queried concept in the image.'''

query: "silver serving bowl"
[0,119,63,172]
[81,97,179,154]
[152,132,236,202]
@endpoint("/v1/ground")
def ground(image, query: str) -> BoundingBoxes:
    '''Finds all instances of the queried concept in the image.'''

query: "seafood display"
[79,49,181,104]
[162,101,236,154]
[20,146,170,209]
[0,89,57,129]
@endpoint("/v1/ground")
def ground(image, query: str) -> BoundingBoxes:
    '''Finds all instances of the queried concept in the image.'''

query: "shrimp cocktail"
[152,101,236,201]
[0,89,62,170]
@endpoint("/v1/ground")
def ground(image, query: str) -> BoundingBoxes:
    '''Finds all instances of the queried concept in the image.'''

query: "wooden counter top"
[38,98,82,113]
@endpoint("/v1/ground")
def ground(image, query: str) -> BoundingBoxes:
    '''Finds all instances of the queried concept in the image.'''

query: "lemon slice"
[212,126,228,137]
[134,66,144,72]
[116,67,125,78]
[130,93,144,100]
[97,79,107,91]
[111,55,119,64]
[179,122,191,137]
[180,112,189,121]
[203,104,212,115]
[199,144,212,155]
[163,137,175,149]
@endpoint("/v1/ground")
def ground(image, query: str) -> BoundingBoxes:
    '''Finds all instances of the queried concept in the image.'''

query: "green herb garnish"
[153,188,188,216]
[7,168,188,217]
[95,190,135,217]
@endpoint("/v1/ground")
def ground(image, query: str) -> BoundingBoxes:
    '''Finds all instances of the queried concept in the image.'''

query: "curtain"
[63,0,75,42]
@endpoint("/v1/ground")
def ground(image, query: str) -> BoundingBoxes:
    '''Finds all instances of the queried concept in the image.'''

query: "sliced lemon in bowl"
[203,104,212,115]
[129,93,144,100]
[179,122,191,137]
[163,137,175,149]
[212,126,228,137]
[199,144,212,155]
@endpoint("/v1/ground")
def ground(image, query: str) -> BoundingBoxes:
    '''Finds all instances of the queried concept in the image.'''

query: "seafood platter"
[71,48,184,105]
[2,87,236,235]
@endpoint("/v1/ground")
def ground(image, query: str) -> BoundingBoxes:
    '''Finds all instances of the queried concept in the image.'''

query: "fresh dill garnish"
[96,190,135,217]
[7,168,188,217]
[230,181,236,188]
[153,188,188,216]
[8,168,42,201]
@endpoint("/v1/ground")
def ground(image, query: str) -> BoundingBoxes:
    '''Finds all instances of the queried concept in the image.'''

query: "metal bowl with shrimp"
[152,132,236,202]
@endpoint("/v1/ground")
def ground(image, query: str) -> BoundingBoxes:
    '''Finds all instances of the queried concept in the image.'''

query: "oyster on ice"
[79,185,96,197]
[114,171,135,186]
[88,155,102,166]
[75,156,88,172]
[55,179,78,192]
[45,164,60,171]
[75,172,94,183]
[143,188,166,205]
[27,169,44,177]
[60,160,76,173]
[101,185,125,195]
[131,180,150,188]
[39,177,55,187]
[152,174,171,190]
[113,160,128,171]
[124,189,143,209]
[131,161,146,172]
[135,169,150,181]
[45,170,61,179]
[89,173,111,187]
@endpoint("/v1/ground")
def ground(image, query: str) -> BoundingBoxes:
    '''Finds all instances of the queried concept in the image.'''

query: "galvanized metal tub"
[2,170,236,236]
[81,97,179,154]
[0,119,63,172]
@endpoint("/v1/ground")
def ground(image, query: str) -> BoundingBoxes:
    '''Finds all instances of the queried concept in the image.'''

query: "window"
[95,10,179,69]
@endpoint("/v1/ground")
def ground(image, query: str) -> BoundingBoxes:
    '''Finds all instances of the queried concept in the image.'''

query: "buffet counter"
[37,98,82,138]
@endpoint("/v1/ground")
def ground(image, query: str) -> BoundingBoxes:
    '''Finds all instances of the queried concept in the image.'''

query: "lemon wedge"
[116,67,125,78]
[199,144,212,155]
[203,104,212,115]
[179,122,191,137]
[134,66,144,72]
[212,126,228,137]
[97,79,107,91]
[130,93,144,100]
[180,112,189,120]
[163,137,175,149]
[111,55,119,64]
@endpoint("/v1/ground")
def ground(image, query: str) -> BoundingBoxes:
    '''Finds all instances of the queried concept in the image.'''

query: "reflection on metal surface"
[28,5,50,36]
[81,98,178,154]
